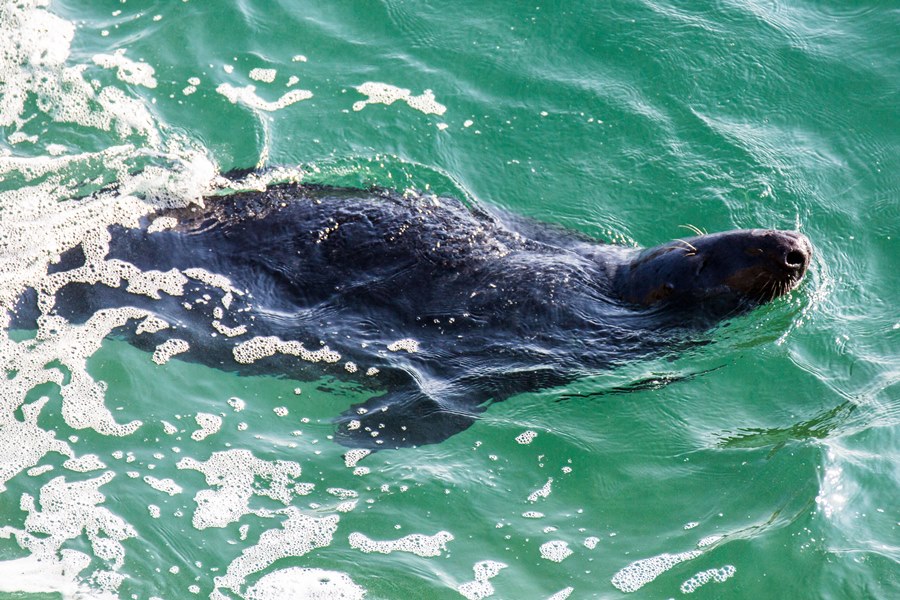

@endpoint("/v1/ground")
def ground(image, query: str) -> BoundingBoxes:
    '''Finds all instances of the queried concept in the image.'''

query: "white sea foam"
[152,338,190,365]
[63,454,106,472]
[233,335,341,365]
[0,1,158,144]
[547,588,574,600]
[0,471,135,592]
[213,509,338,594]
[245,567,365,600]
[143,476,182,496]
[515,430,537,444]
[216,83,313,112]
[387,337,419,353]
[540,540,573,562]
[176,449,307,530]
[458,560,507,600]
[680,565,736,593]
[190,412,223,441]
[348,530,453,557]
[527,477,554,502]
[611,550,703,593]
[353,82,447,116]
[0,397,72,492]
[93,49,158,89]
[249,68,277,83]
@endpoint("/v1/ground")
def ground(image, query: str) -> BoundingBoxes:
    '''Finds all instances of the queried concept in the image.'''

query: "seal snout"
[773,230,812,281]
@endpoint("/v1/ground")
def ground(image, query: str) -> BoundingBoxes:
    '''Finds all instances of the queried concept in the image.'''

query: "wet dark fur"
[24,184,811,448]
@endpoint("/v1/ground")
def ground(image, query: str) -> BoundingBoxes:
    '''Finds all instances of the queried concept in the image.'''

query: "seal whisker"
[678,224,707,237]
[673,238,698,256]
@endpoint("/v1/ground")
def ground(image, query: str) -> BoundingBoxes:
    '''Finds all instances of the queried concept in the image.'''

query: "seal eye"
[745,248,764,257]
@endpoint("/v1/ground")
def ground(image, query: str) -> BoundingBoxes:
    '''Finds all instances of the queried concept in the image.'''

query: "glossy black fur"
[25,184,811,448]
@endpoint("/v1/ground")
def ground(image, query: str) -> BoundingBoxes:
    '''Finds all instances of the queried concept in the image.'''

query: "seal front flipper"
[333,386,484,449]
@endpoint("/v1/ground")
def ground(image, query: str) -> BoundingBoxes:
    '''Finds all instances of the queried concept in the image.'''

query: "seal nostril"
[785,249,805,268]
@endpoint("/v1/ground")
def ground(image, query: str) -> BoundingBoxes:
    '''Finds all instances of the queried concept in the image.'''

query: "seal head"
[612,229,812,326]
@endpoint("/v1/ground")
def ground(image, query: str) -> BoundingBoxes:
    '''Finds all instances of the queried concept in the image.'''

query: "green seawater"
[0,0,897,598]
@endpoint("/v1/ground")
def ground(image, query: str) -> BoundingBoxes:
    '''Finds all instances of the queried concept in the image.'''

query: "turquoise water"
[0,0,897,598]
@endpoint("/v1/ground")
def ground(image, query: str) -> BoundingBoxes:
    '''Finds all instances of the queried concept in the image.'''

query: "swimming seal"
[23,182,812,448]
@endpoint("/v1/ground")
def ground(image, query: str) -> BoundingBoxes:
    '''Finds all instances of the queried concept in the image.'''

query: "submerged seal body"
[30,183,811,448]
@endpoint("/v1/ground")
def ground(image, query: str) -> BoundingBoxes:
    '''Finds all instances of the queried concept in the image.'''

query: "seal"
[25,182,812,448]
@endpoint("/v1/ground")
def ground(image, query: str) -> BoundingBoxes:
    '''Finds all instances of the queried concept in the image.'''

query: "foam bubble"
[458,560,507,600]
[387,338,419,353]
[1,308,146,438]
[93,49,158,89]
[212,319,248,337]
[527,477,553,502]
[343,449,370,468]
[152,338,190,365]
[143,476,182,496]
[539,540,572,563]
[0,0,164,146]
[0,397,73,492]
[27,464,54,477]
[680,565,736,594]
[191,412,222,441]
[233,335,341,365]
[249,68,277,83]
[515,430,537,444]
[245,567,365,600]
[216,83,313,112]
[147,216,178,233]
[610,550,703,593]
[547,588,574,600]
[63,454,106,472]
[183,268,238,293]
[0,471,136,586]
[8,131,38,144]
[136,315,170,334]
[352,82,447,116]
[176,449,307,530]
[213,509,338,593]
[697,534,722,548]
[0,553,97,598]
[327,488,358,500]
[348,530,453,557]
